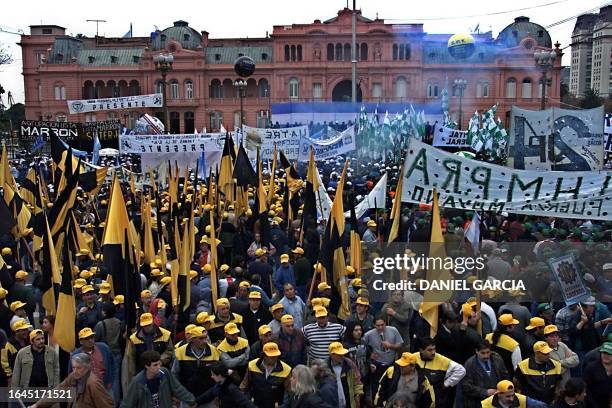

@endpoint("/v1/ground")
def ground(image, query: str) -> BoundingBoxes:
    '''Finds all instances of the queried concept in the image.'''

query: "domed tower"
[496,16,552,48]
[152,20,202,51]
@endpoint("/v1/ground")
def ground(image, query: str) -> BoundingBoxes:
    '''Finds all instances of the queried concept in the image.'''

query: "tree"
[579,88,603,109]
[0,103,24,131]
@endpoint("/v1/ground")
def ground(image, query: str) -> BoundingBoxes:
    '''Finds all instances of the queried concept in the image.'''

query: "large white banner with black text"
[236,125,307,161]
[508,106,604,171]
[432,125,470,147]
[68,93,163,114]
[401,138,612,220]
[298,127,356,161]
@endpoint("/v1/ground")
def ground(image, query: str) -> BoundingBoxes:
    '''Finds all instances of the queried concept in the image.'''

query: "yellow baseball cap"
[249,291,262,300]
[81,285,94,294]
[224,322,240,335]
[140,313,154,326]
[280,254,290,263]
[317,282,331,291]
[292,247,304,255]
[74,278,87,289]
[355,297,370,306]
[219,264,230,273]
[78,327,95,339]
[160,276,172,287]
[314,306,328,318]
[271,303,284,313]
[80,270,94,279]
[15,271,28,280]
[151,268,163,277]
[10,301,27,312]
[184,324,196,335]
[258,325,272,336]
[498,314,519,326]
[533,341,553,354]
[496,380,515,393]
[12,319,30,332]
[99,282,111,294]
[263,342,281,357]
[113,295,124,305]
[216,298,230,307]
[352,278,362,287]
[346,266,355,274]
[0,287,7,299]
[543,325,560,336]
[311,298,323,307]
[189,326,207,337]
[395,352,417,367]
[203,264,212,273]
[328,342,348,355]
[367,220,377,227]
[1,247,11,256]
[189,270,198,280]
[140,290,152,299]
[281,314,294,324]
[29,329,43,342]
[76,248,90,256]
[239,281,251,288]
[196,312,210,324]
[255,248,267,257]
[526,317,545,330]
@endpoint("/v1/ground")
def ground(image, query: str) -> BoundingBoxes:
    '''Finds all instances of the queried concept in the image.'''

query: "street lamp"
[453,79,467,130]
[153,53,174,133]
[534,50,556,110]
[233,79,247,129]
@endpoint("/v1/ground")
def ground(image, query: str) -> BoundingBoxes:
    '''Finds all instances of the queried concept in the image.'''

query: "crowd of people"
[0,148,610,408]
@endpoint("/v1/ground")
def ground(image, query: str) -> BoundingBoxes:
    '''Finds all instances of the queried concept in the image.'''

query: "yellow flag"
[388,163,405,243]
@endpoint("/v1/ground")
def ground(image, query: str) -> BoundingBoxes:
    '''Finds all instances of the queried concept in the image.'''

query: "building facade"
[19,9,561,133]
[570,5,612,98]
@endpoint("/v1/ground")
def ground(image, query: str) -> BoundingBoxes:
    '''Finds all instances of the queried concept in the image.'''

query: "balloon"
[234,56,256,77]
[447,33,475,59]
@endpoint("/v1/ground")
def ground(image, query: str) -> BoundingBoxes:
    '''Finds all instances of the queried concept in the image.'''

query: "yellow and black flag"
[419,189,453,337]
[55,226,76,354]
[348,194,362,277]
[218,135,235,204]
[387,163,405,243]
[279,150,303,193]
[302,147,319,227]
[41,213,61,315]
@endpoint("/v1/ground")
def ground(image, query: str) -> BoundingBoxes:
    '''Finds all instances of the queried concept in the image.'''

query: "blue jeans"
[112,352,122,406]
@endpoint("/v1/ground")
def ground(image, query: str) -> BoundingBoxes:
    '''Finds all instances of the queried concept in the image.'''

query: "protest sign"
[67,93,163,114]
[548,254,590,305]
[605,113,612,153]
[237,125,306,160]
[508,106,604,171]
[298,127,356,161]
[432,125,470,147]
[400,138,612,220]
[20,120,80,141]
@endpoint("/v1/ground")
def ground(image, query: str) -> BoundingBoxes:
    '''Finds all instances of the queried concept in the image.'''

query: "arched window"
[170,112,180,133]
[427,81,439,98]
[184,111,195,133]
[170,80,179,99]
[360,43,368,61]
[482,81,489,97]
[210,79,223,99]
[399,44,405,60]
[284,45,290,62]
[106,80,118,97]
[94,80,105,99]
[288,77,299,99]
[258,79,270,98]
[404,44,411,60]
[37,82,43,101]
[335,43,343,61]
[344,43,351,61]
[291,45,296,61]
[54,82,66,100]
[83,81,94,99]
[521,78,532,99]
[129,80,140,96]
[297,45,302,61]
[118,80,128,97]
[393,44,398,60]
[327,44,334,61]
[395,77,407,99]
[156,81,164,95]
[185,80,194,99]
[506,78,516,98]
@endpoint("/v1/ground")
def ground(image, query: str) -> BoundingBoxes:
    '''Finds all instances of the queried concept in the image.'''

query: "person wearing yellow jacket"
[513,341,562,404]
[481,380,547,407]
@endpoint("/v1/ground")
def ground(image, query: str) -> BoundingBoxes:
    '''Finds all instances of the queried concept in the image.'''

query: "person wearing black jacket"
[374,352,435,407]
[196,363,256,408]
[461,340,510,408]
[242,291,273,344]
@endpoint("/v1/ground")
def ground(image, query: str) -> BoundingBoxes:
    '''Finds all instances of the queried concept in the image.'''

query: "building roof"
[422,40,498,64]
[78,48,144,66]
[48,36,83,64]
[205,46,273,64]
[152,20,202,51]
[497,16,551,48]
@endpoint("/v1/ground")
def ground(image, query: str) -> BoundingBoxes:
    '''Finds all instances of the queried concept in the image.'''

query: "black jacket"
[284,392,334,408]
[583,359,612,408]
[461,354,510,408]
[242,307,273,344]
[196,378,256,408]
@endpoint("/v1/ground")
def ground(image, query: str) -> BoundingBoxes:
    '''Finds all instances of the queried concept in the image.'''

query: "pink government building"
[19,8,562,133]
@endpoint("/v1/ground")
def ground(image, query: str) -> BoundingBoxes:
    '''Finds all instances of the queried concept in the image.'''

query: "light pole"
[233,79,247,129]
[153,53,174,133]
[453,79,467,129]
[534,50,556,110]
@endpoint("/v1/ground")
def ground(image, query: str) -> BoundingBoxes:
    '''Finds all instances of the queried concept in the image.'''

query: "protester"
[11,329,60,389]
[461,340,510,408]
[240,342,292,408]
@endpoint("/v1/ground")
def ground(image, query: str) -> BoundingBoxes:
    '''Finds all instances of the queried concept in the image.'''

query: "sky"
[0,0,608,105]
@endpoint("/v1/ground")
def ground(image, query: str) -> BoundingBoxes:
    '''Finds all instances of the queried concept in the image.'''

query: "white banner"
[605,113,612,153]
[508,106,604,171]
[432,125,470,147]
[401,138,612,220]
[298,127,356,161]
[549,255,590,305]
[68,93,163,114]
[236,125,306,161]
